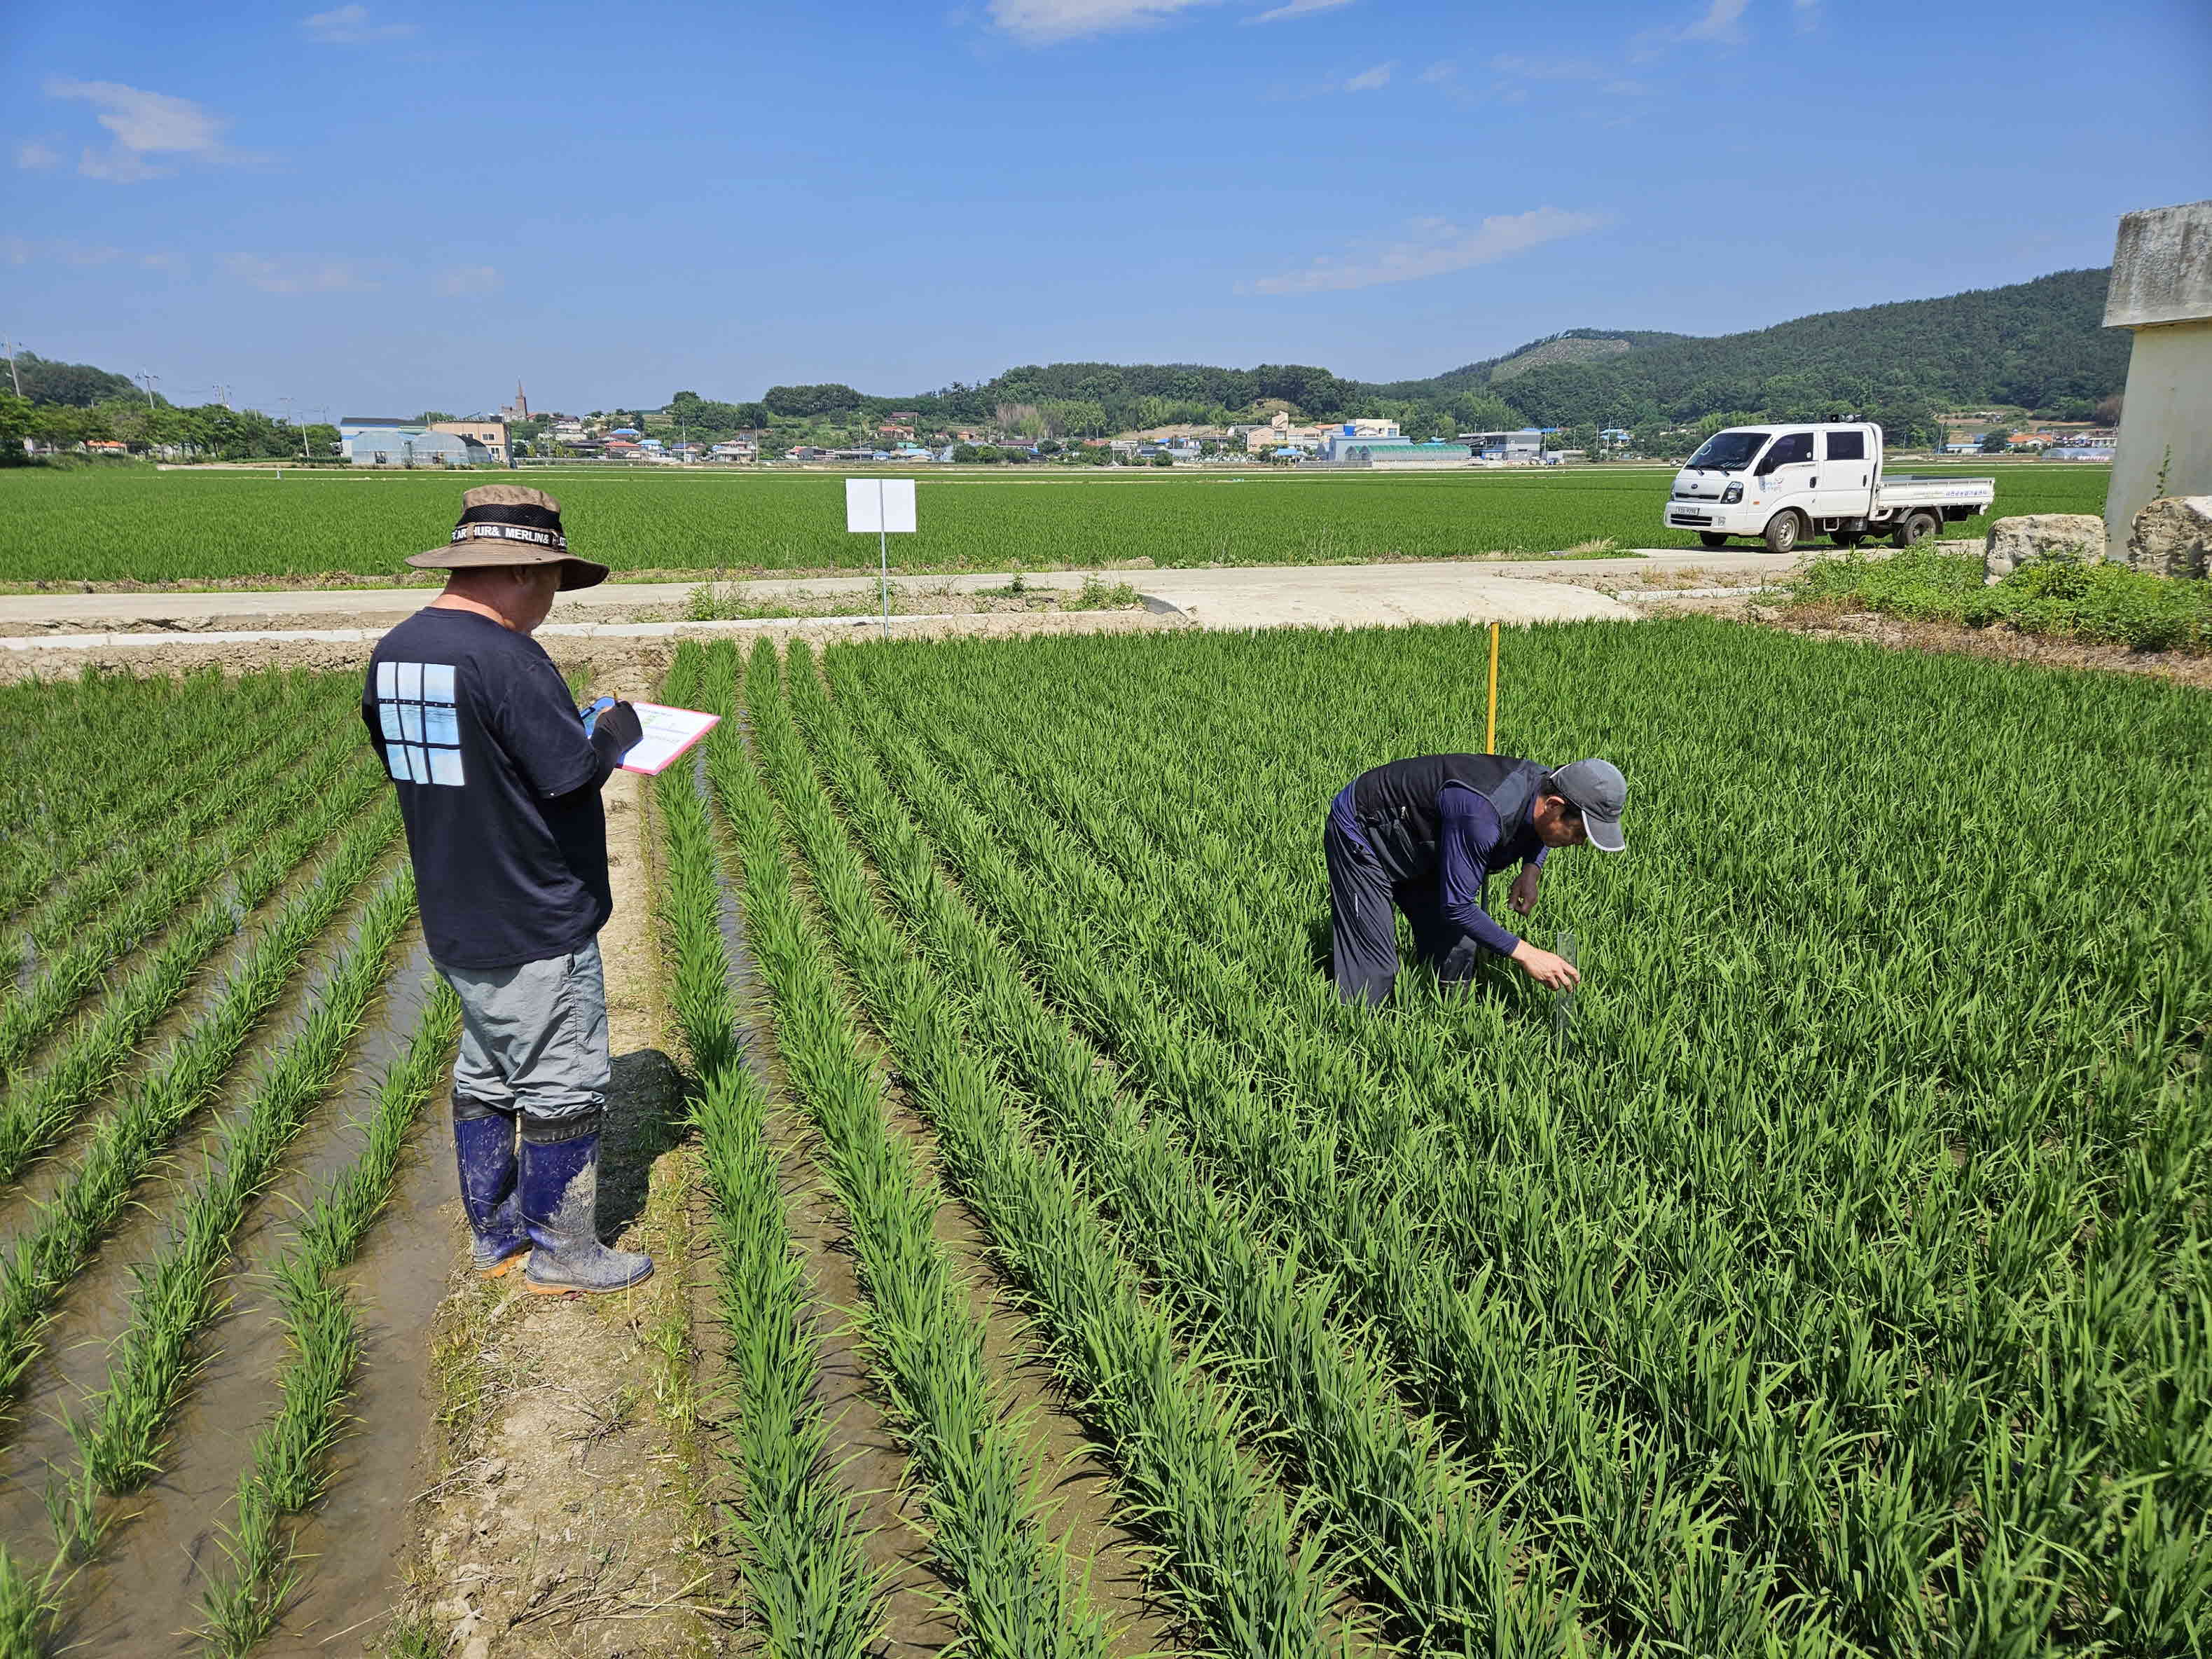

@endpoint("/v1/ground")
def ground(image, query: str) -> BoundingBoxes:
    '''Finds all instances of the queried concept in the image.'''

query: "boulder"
[1983,514,2108,582]
[2126,496,2212,580]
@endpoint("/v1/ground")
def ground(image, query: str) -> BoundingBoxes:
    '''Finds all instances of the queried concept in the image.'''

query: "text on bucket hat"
[404,485,610,591]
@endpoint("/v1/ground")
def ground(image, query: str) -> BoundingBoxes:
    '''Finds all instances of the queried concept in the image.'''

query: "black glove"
[589,700,644,770]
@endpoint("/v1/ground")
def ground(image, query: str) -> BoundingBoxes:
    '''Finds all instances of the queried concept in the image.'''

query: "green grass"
[1788,546,2212,651]
[0,464,2110,584]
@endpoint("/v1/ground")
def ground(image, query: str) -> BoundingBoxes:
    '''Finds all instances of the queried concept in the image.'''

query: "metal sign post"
[845,477,918,641]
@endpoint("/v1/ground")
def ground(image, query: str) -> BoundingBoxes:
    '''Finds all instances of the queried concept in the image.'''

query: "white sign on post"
[845,477,917,534]
[845,478,917,638]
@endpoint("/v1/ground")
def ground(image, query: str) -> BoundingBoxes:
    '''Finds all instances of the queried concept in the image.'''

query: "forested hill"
[832,266,2124,436]
[13,266,2125,446]
[1437,268,2123,428]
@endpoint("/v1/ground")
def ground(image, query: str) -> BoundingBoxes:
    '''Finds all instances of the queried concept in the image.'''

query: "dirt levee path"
[396,741,730,1657]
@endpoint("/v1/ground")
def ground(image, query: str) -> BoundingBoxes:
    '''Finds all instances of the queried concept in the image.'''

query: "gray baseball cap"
[1549,758,1626,853]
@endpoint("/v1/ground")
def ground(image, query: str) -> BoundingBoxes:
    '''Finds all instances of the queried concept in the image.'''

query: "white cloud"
[1341,61,1392,90]
[1682,0,1750,42]
[436,264,504,297]
[2,236,186,271]
[220,253,377,295]
[1247,0,1356,20]
[44,77,240,181]
[1418,60,1457,82]
[303,5,418,43]
[1247,205,1604,296]
[1490,52,1607,80]
[14,140,59,170]
[986,0,1217,41]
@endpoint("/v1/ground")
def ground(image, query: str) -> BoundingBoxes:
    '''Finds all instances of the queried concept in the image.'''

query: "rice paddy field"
[0,463,2110,586]
[0,611,2201,1657]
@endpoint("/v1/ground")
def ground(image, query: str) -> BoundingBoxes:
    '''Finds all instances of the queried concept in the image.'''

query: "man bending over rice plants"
[1322,753,1625,1005]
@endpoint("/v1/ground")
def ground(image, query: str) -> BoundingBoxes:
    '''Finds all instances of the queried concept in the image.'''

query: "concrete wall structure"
[2103,198,2212,551]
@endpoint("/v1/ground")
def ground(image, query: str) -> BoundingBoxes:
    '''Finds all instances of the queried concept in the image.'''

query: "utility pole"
[2,336,20,399]
[139,371,158,410]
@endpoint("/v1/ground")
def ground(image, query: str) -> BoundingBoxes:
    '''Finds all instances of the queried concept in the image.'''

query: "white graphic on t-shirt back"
[374,661,464,787]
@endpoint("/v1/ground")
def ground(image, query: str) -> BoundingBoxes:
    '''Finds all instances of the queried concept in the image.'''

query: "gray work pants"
[1324,815,1481,1005]
[436,939,611,1127]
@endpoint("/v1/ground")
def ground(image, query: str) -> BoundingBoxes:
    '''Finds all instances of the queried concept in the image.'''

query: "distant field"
[0,463,2110,586]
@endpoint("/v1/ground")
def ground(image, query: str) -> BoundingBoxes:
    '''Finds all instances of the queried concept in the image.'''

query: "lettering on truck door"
[1815,427,1871,522]
[1754,430,1817,521]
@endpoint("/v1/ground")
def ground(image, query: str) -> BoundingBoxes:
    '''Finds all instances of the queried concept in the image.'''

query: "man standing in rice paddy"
[360,485,654,1294]
[1324,753,1626,1005]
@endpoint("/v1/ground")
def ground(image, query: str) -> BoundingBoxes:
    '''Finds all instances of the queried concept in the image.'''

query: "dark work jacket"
[1348,753,1547,880]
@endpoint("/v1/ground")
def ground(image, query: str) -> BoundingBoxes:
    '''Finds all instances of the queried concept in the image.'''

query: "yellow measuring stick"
[1486,621,1500,752]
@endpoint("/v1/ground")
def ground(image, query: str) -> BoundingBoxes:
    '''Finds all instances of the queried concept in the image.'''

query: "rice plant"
[653,640,885,1659]
[716,639,1349,1659]
[816,616,2212,1653]
[0,803,399,1410]
[704,642,1114,1659]
[195,979,462,1656]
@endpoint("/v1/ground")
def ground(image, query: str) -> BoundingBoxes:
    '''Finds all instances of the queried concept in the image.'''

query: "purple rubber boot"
[452,1098,530,1276]
[518,1113,651,1295]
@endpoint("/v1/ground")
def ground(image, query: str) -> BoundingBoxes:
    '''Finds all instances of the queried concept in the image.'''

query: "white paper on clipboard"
[616,703,721,776]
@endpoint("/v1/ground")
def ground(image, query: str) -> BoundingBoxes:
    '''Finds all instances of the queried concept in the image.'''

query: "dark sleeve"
[1437,787,1521,956]
[489,653,602,799]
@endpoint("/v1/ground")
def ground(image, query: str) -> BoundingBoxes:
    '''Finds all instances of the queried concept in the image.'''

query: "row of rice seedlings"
[0,764,389,1184]
[4,876,420,1655]
[0,665,276,860]
[0,801,400,1407]
[0,669,326,925]
[68,872,420,1498]
[712,640,1346,1659]
[0,728,369,1074]
[8,686,343,958]
[705,644,1113,1659]
[195,978,462,1657]
[15,693,343,956]
[653,642,884,1658]
[782,648,1582,1656]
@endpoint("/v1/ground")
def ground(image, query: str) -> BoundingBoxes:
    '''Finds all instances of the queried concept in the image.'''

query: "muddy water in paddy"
[36,939,456,1656]
[0,858,404,1536]
[0,832,403,1238]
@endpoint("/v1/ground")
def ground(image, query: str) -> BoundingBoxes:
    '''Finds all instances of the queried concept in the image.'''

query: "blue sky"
[4,0,2206,418]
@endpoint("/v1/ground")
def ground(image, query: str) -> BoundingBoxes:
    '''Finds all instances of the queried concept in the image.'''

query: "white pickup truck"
[1663,422,1996,554]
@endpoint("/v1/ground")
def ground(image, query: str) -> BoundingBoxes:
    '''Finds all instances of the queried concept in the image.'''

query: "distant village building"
[1244,411,1327,454]
[499,380,530,422]
[1465,429,1547,461]
[340,423,491,467]
[431,420,511,464]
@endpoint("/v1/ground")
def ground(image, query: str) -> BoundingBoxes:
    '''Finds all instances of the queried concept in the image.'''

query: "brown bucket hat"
[406,484,610,591]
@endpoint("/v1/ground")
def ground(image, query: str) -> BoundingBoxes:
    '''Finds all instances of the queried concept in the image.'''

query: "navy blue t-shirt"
[361,607,610,969]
